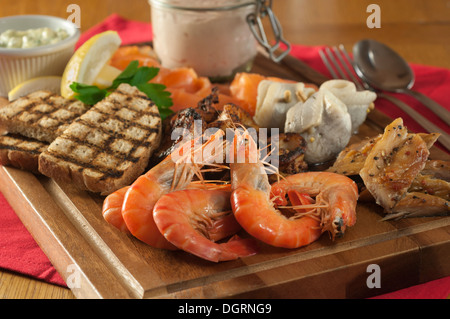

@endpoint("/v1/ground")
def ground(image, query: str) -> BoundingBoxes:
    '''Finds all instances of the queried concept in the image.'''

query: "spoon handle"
[378,92,450,151]
[400,89,450,126]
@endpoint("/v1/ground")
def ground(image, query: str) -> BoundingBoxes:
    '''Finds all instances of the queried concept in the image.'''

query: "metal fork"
[319,45,450,151]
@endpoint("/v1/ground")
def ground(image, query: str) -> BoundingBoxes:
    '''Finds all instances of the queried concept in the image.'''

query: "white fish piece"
[253,80,315,130]
[285,90,352,164]
[284,93,323,133]
[320,80,376,133]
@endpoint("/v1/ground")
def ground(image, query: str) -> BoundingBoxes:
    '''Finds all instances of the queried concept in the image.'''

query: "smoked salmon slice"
[110,46,161,69]
[109,47,314,115]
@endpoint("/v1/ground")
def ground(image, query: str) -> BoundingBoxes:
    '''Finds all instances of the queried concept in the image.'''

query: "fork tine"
[319,48,338,79]
[326,47,349,80]
[319,44,367,91]
[334,45,367,90]
[320,46,348,81]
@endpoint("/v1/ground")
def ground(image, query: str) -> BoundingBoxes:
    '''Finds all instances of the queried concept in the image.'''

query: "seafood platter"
[0,25,449,298]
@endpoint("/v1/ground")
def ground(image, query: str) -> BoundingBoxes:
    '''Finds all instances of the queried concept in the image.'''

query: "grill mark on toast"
[0,134,48,155]
[3,92,83,123]
[0,91,89,142]
[40,84,163,187]
[86,107,161,135]
[74,117,159,142]
[0,134,49,174]
[116,87,154,103]
[44,150,126,179]
[44,131,154,180]
[0,144,43,155]
[4,92,55,121]
[56,133,151,162]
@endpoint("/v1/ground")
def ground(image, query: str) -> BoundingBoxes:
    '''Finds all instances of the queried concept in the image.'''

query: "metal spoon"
[353,39,450,126]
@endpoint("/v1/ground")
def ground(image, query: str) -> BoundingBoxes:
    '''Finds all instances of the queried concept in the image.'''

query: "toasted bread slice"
[39,83,162,195]
[0,133,48,174]
[0,90,89,143]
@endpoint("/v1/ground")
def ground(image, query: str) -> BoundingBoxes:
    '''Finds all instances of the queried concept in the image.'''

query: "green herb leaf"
[158,107,174,120]
[137,83,173,108]
[130,67,159,87]
[70,60,173,119]
[70,82,107,105]
[109,60,139,89]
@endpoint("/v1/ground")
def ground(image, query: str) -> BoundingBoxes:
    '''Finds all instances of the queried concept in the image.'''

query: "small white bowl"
[0,15,80,97]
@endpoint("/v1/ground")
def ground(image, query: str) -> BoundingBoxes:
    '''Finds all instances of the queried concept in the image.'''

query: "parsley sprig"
[70,60,173,119]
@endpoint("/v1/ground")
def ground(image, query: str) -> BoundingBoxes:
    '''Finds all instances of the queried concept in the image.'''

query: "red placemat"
[370,276,450,299]
[0,13,448,298]
[76,13,153,49]
[0,192,66,286]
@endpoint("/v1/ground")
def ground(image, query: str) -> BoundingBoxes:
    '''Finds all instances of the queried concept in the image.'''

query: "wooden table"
[0,0,449,299]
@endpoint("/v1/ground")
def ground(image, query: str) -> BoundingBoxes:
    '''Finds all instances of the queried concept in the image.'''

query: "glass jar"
[149,0,258,81]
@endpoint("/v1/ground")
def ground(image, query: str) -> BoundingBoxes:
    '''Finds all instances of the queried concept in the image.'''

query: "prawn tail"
[102,186,131,234]
[216,235,259,262]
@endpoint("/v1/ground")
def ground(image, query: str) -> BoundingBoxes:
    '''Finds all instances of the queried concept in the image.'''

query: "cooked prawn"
[102,186,130,234]
[229,130,358,249]
[121,129,226,250]
[153,188,258,262]
[229,130,321,248]
[271,171,358,239]
[102,182,230,235]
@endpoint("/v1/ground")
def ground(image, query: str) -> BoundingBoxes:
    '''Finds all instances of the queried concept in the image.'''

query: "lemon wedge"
[93,64,122,89]
[61,30,121,99]
[8,76,62,101]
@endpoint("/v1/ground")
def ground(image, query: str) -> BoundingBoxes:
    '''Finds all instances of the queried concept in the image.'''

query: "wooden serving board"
[0,53,449,299]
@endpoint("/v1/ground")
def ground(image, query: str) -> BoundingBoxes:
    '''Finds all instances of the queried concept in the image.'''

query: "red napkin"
[370,276,450,299]
[75,13,152,49]
[0,14,448,297]
[0,192,66,286]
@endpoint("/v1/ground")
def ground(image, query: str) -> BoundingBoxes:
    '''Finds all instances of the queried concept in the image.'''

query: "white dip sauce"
[150,0,257,79]
[0,27,69,49]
